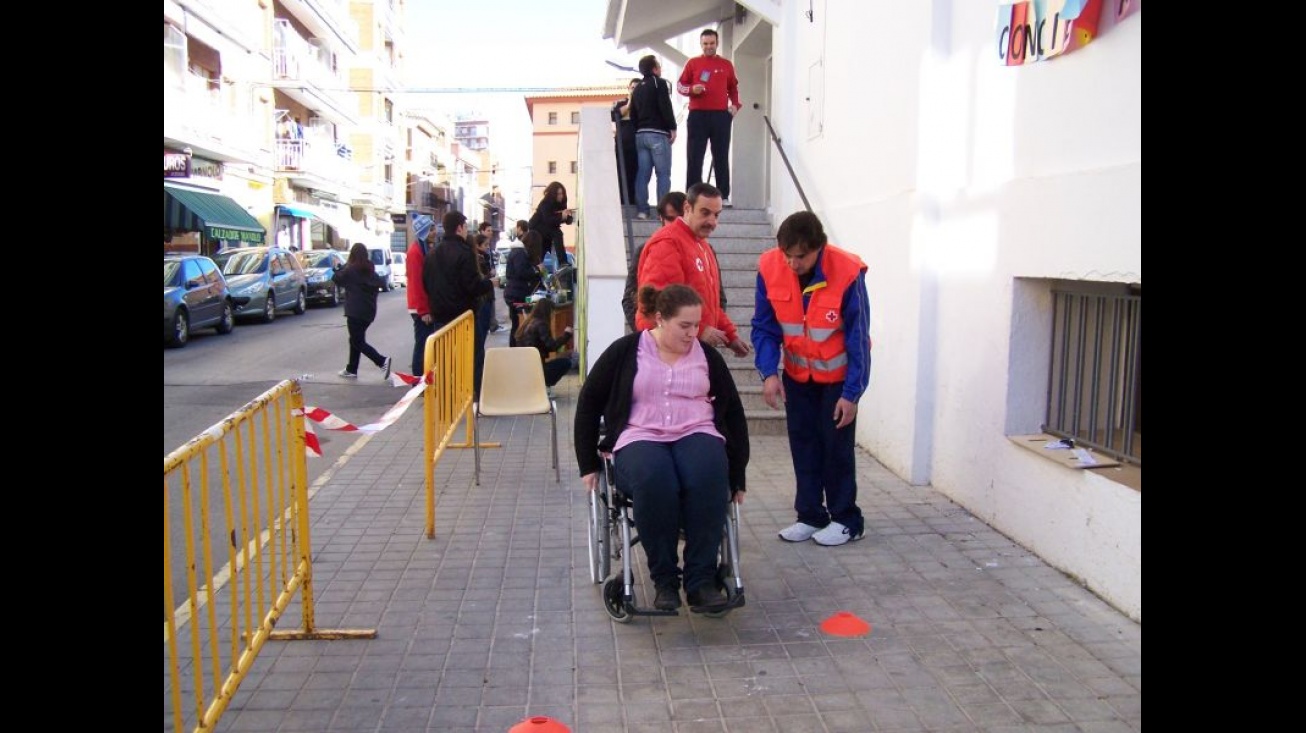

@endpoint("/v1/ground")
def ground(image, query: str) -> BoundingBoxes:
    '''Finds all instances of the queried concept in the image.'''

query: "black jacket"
[528,197,572,238]
[573,332,749,492]
[331,264,384,322]
[629,74,676,135]
[503,247,543,303]
[422,234,493,323]
[518,318,572,361]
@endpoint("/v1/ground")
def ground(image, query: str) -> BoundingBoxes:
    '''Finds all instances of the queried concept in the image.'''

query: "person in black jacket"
[503,230,546,346]
[629,55,678,219]
[611,78,640,206]
[423,211,496,396]
[574,284,749,613]
[331,242,392,380]
[528,181,574,282]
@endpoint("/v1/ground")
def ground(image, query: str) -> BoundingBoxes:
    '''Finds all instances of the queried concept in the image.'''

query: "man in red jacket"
[636,183,750,357]
[678,28,740,206]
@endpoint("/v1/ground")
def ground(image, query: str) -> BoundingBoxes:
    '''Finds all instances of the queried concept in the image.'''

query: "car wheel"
[262,293,276,323]
[168,309,189,348]
[215,300,235,334]
[293,289,307,315]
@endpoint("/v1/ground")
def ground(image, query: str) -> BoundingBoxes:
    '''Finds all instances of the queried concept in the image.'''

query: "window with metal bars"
[1045,283,1141,466]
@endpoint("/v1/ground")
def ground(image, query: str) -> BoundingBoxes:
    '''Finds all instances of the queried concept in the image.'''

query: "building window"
[548,112,558,125]
[548,161,557,174]
[570,111,580,124]
[1045,282,1142,466]
[570,161,578,174]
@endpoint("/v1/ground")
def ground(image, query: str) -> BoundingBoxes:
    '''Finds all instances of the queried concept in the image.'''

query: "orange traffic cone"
[509,715,570,733]
[819,611,871,637]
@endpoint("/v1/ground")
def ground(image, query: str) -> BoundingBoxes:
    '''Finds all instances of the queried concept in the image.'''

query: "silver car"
[212,246,308,322]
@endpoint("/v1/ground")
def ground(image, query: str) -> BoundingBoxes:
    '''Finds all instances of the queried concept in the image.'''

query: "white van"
[366,243,395,291]
[392,251,407,288]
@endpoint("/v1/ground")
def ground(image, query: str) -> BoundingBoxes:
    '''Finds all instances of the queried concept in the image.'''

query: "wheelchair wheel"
[602,577,633,623]
[587,492,610,584]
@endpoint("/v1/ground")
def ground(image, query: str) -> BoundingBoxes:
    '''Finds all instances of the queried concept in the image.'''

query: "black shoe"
[686,586,727,612]
[654,585,682,611]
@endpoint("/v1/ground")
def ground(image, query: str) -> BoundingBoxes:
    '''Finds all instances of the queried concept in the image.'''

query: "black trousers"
[685,109,733,199]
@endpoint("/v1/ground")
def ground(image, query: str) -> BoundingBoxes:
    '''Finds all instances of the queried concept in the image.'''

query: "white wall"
[576,107,631,376]
[769,1,1142,620]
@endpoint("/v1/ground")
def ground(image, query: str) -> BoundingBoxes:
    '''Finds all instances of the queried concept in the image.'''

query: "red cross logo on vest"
[825,310,839,323]
[695,257,705,272]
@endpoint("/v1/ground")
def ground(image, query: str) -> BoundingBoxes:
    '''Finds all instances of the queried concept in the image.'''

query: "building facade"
[524,86,629,253]
[604,1,1143,620]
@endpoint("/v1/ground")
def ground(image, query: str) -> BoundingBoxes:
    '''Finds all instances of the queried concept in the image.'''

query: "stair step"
[744,410,788,436]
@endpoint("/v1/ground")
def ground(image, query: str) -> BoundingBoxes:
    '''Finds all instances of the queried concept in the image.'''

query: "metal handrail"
[762,114,812,213]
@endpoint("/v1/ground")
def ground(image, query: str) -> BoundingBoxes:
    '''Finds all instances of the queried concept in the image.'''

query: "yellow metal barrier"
[421,310,502,537]
[163,379,375,733]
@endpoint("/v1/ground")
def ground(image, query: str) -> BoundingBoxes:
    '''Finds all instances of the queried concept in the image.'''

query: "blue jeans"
[614,433,730,592]
[634,131,672,215]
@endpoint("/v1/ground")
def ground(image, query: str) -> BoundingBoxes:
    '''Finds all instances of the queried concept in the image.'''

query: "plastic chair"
[473,347,559,485]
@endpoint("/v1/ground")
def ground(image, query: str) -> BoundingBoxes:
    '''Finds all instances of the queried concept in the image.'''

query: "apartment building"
[165,1,476,258]
[524,85,629,253]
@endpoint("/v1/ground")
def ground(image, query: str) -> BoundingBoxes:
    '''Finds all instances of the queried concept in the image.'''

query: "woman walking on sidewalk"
[331,242,392,380]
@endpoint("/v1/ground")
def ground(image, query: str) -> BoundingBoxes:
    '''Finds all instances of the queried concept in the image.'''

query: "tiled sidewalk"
[208,370,1141,733]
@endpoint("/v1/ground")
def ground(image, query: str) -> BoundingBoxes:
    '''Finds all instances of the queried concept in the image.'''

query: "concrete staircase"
[620,206,786,436]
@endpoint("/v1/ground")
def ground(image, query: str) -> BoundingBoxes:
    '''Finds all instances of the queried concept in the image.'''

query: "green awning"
[164,185,266,244]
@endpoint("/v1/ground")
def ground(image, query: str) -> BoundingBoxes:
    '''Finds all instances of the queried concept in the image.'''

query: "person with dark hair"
[514,297,574,393]
[623,190,687,331]
[678,28,740,207]
[423,211,497,396]
[475,223,502,333]
[511,219,529,242]
[611,78,641,206]
[331,242,392,380]
[753,210,872,547]
[574,283,749,613]
[528,182,574,278]
[630,55,677,220]
[504,230,547,346]
[635,182,749,357]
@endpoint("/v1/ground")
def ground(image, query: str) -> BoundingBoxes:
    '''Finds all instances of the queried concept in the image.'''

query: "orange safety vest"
[757,243,867,384]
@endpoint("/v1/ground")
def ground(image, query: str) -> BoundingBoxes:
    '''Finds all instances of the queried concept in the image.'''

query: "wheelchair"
[587,452,745,622]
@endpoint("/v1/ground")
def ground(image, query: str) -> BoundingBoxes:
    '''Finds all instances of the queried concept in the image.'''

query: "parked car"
[367,244,395,291]
[164,254,235,347]
[298,249,348,306]
[212,246,308,322]
[392,251,407,288]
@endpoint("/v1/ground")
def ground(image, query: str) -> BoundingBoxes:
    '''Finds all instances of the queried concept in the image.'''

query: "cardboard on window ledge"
[1010,434,1121,469]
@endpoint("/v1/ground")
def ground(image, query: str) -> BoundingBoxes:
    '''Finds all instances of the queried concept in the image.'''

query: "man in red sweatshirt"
[636,182,750,357]
[677,28,740,207]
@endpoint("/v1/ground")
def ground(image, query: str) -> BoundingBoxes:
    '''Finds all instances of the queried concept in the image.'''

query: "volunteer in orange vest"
[752,211,871,547]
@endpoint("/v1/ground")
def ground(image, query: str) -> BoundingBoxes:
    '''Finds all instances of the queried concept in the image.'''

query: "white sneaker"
[812,521,865,546]
[722,197,733,208]
[778,522,821,542]
[338,368,358,379]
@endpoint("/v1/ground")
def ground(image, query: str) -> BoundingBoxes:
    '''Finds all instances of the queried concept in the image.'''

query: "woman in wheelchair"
[574,284,749,613]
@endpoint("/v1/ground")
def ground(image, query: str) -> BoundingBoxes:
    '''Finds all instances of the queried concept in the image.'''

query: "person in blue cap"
[406,214,435,376]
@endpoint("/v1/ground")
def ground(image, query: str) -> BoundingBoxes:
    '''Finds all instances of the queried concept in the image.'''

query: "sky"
[401,0,647,182]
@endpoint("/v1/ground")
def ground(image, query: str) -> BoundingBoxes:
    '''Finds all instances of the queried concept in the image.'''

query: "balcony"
[162,71,263,163]
[275,135,356,198]
[270,19,358,126]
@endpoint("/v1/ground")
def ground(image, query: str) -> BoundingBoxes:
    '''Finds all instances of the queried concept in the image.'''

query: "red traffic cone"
[819,611,871,637]
[509,715,570,733]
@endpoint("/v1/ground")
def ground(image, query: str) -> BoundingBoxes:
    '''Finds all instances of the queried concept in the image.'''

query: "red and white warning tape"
[298,370,430,457]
